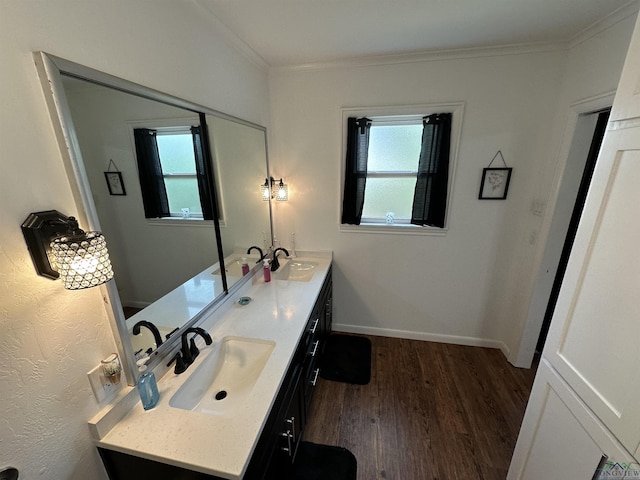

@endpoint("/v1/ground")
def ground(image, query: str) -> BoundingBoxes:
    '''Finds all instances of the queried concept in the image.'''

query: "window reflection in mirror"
[59,76,274,365]
[62,76,225,357]
[36,53,273,383]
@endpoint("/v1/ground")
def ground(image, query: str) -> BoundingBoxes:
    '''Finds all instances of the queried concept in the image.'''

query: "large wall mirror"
[34,53,273,383]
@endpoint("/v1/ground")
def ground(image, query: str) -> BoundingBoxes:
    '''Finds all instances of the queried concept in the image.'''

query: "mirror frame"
[33,52,274,384]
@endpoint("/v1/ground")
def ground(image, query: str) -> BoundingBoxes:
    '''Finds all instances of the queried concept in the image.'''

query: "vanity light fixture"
[21,210,114,290]
[261,176,289,202]
[274,178,288,201]
[261,177,272,201]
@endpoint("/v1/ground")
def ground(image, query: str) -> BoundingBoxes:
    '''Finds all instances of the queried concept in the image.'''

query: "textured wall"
[0,1,269,478]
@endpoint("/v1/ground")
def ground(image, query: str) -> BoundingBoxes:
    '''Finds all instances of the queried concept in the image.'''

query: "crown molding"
[271,41,566,73]
[569,0,639,49]
[192,0,638,73]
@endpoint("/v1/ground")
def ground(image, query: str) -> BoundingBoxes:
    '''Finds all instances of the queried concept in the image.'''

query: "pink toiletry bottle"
[241,257,250,276]
[263,259,271,283]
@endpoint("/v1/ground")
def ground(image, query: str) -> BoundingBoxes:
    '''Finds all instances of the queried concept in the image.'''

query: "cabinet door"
[610,13,640,122]
[544,124,640,454]
[508,361,634,479]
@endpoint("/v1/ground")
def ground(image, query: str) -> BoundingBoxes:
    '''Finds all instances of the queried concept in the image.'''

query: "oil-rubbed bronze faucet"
[247,245,265,263]
[167,327,213,374]
[270,247,290,271]
[132,320,163,348]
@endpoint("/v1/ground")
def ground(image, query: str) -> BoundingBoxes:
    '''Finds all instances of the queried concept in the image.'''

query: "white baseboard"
[332,323,511,357]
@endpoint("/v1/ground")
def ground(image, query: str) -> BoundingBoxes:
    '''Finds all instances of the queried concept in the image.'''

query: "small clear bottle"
[263,259,271,283]
[136,356,159,410]
[241,257,250,276]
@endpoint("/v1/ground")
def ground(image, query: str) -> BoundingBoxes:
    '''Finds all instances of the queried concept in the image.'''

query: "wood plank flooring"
[303,335,537,480]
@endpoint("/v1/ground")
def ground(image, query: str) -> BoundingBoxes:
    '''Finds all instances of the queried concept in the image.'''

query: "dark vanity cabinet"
[99,267,332,480]
[302,270,332,416]
[252,266,333,479]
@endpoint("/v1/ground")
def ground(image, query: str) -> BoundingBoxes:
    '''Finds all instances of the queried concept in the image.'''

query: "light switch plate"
[87,364,123,404]
[531,200,546,216]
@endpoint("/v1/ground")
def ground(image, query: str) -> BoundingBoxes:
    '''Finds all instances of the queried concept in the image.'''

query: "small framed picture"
[479,167,512,200]
[104,171,126,196]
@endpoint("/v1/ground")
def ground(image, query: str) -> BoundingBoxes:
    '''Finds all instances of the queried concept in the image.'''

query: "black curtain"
[191,126,214,220]
[411,113,452,228]
[341,117,371,225]
[133,128,170,219]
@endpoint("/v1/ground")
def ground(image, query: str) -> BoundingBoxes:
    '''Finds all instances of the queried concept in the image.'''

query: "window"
[341,104,462,232]
[362,119,423,223]
[155,129,202,218]
[133,125,215,220]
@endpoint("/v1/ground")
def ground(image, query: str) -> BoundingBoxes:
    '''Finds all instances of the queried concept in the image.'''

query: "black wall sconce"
[21,210,113,290]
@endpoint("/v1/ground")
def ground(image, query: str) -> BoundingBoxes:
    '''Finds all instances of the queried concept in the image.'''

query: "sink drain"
[215,390,227,401]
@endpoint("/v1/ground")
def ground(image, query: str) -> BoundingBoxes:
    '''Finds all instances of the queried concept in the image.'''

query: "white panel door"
[519,388,603,480]
[544,122,640,454]
[509,360,635,480]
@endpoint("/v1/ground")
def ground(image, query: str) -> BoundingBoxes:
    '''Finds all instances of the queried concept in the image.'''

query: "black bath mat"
[292,442,357,480]
[319,334,371,385]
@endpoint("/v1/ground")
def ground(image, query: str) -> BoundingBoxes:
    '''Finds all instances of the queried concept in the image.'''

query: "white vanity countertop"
[127,252,261,352]
[92,252,332,479]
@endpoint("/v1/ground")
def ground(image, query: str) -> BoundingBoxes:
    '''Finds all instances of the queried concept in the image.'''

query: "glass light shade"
[275,181,288,201]
[50,231,114,290]
[261,182,271,201]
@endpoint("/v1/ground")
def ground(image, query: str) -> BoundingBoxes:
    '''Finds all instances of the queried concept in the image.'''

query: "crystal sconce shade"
[261,176,288,202]
[21,210,114,290]
[51,231,113,289]
[274,179,288,201]
[261,178,272,201]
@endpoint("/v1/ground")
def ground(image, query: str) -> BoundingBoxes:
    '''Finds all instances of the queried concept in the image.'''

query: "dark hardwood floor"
[303,335,537,480]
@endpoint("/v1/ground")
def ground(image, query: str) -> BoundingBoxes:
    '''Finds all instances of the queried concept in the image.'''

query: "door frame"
[509,91,615,368]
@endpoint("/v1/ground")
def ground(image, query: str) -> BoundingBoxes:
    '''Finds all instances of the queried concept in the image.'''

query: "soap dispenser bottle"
[241,257,250,276]
[263,259,271,283]
[136,356,159,410]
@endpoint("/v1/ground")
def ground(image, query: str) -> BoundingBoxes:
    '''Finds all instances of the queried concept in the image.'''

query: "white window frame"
[339,103,464,236]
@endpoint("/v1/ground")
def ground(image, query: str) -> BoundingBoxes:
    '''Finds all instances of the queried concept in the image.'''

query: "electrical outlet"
[87,364,123,404]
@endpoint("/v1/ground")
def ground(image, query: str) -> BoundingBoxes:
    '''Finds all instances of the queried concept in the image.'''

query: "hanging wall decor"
[104,159,126,196]
[479,151,512,200]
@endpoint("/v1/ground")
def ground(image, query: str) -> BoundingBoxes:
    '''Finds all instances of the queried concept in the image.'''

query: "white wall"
[268,50,564,348]
[499,11,637,364]
[0,1,269,479]
[268,11,637,354]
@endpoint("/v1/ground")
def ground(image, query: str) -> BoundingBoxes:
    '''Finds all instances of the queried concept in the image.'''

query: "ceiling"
[196,0,635,67]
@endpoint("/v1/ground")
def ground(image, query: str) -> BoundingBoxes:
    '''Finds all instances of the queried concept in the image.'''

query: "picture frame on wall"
[104,171,126,196]
[479,167,512,200]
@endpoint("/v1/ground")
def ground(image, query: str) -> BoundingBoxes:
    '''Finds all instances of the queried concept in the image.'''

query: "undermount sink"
[169,336,275,415]
[275,261,318,282]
